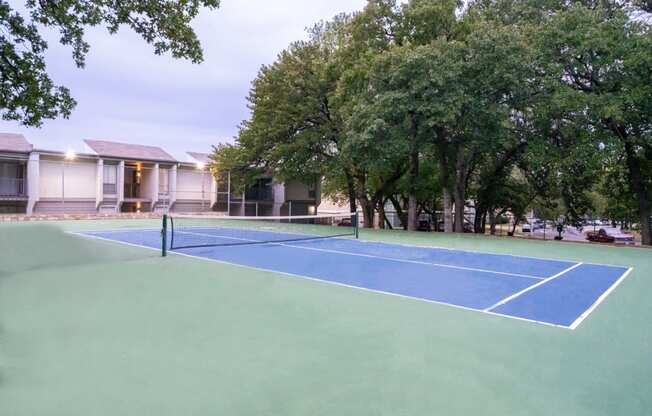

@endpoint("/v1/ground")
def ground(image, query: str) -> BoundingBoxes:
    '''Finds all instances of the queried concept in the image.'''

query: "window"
[159,168,169,194]
[245,178,273,201]
[0,162,25,196]
[103,164,117,194]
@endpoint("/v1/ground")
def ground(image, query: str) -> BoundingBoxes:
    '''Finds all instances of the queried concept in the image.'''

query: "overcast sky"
[0,0,367,160]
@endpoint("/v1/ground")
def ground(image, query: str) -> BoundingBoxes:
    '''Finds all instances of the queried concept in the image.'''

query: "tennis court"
[3,220,650,416]
[77,214,632,329]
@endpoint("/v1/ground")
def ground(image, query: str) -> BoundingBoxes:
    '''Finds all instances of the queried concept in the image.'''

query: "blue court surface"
[76,227,633,329]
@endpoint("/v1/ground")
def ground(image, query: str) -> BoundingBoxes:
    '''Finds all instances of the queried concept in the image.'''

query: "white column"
[117,160,125,212]
[150,163,159,210]
[227,171,231,216]
[209,174,217,209]
[26,152,40,215]
[96,159,104,210]
[314,180,322,210]
[272,182,285,216]
[169,165,178,211]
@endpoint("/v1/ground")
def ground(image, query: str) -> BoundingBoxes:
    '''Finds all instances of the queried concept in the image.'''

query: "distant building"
[0,134,319,216]
[0,133,32,214]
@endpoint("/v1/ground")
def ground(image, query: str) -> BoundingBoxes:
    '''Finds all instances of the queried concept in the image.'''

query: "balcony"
[124,183,141,199]
[244,187,274,202]
[103,183,117,195]
[158,185,170,200]
[0,177,26,198]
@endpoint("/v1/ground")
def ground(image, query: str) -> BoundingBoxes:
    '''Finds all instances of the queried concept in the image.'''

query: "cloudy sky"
[0,0,367,160]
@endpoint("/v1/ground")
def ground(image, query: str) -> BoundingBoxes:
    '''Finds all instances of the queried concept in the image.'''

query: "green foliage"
[1,0,219,126]
[632,0,652,13]
[213,0,651,243]
[532,3,652,240]
[0,2,75,126]
[209,143,260,194]
[224,37,344,191]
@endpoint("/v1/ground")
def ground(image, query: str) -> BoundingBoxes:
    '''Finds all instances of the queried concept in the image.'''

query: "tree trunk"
[453,179,466,233]
[408,195,417,231]
[431,208,438,232]
[378,199,386,230]
[511,217,519,235]
[407,144,419,231]
[443,188,453,233]
[489,210,497,235]
[473,201,486,234]
[624,140,651,245]
[453,147,470,233]
[378,197,394,230]
[360,198,375,229]
[345,170,357,214]
[389,195,407,230]
[384,213,394,229]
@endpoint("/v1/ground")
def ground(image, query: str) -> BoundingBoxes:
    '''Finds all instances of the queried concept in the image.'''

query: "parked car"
[586,229,615,243]
[586,228,635,244]
[417,220,432,232]
[337,217,352,227]
[521,223,532,233]
[532,220,545,230]
[435,221,473,233]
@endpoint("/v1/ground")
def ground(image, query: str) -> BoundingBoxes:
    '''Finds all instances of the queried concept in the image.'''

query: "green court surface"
[1,220,650,415]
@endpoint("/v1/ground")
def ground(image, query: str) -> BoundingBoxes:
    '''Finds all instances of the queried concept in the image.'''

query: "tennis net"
[163,212,358,252]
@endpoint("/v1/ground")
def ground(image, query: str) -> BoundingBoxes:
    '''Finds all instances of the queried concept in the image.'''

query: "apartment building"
[0,133,320,216]
[0,133,31,213]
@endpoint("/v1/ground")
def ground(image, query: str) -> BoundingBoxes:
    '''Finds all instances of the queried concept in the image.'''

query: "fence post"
[354,212,359,239]
[161,214,167,257]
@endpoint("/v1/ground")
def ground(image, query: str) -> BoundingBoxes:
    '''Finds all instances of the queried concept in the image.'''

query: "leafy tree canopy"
[1,0,219,126]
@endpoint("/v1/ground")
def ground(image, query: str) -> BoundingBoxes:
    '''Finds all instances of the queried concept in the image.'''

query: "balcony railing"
[244,187,274,201]
[0,177,26,197]
[103,183,117,195]
[124,183,141,199]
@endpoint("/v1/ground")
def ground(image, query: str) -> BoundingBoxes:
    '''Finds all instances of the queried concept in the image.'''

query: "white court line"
[568,267,635,330]
[178,227,631,270]
[70,231,635,330]
[77,226,631,270]
[70,231,571,330]
[483,262,584,312]
[352,235,635,269]
[84,228,161,233]
[175,230,544,281]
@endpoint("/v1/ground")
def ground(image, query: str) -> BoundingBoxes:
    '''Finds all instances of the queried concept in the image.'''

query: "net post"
[161,214,168,257]
[354,211,359,239]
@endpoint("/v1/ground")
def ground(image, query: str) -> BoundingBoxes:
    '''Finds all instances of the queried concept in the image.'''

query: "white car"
[522,223,531,232]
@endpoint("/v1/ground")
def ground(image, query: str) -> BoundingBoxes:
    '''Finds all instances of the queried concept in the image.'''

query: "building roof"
[186,152,211,164]
[0,133,33,153]
[84,139,176,162]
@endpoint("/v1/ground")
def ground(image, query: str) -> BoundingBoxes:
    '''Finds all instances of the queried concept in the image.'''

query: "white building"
[0,133,319,216]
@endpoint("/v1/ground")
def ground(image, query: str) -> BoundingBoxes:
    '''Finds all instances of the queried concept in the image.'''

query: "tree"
[535,4,652,243]
[211,16,362,213]
[215,0,651,243]
[1,0,220,126]
[342,0,460,230]
[473,0,652,243]
[424,22,533,233]
[632,0,651,13]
